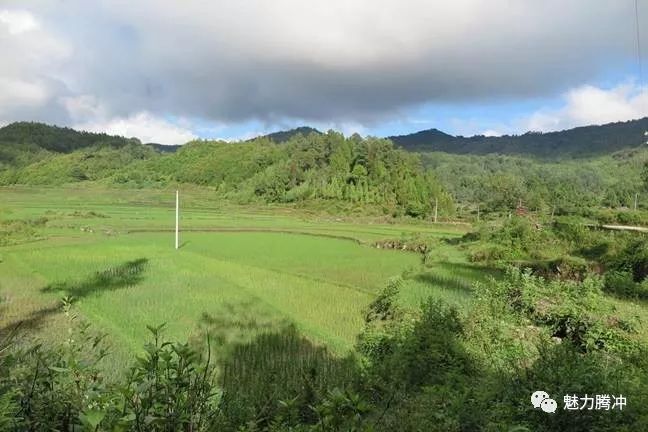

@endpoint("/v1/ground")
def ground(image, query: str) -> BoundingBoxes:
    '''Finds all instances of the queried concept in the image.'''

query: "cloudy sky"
[1,0,647,144]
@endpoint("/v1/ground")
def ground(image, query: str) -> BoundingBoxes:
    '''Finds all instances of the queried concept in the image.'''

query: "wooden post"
[434,197,438,223]
[635,193,638,211]
[477,204,480,223]
[175,190,179,250]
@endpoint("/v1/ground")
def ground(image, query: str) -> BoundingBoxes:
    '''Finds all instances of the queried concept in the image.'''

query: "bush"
[469,243,510,263]
[482,268,636,354]
[475,217,556,261]
[605,271,648,300]
[603,238,648,283]
[528,255,592,281]
[0,303,217,432]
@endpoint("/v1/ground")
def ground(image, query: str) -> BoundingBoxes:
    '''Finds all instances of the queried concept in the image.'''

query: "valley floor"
[0,186,486,371]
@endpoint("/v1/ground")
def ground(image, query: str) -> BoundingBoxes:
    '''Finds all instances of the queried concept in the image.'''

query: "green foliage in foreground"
[2,267,648,431]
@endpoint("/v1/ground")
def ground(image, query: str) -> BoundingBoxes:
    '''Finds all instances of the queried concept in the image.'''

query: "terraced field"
[0,186,487,369]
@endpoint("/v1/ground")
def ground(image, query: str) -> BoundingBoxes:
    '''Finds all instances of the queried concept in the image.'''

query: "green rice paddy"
[0,185,487,368]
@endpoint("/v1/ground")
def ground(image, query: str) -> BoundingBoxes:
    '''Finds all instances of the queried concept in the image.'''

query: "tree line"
[1,122,648,222]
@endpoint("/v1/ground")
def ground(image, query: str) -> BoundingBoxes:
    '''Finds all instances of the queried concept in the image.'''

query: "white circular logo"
[531,390,557,414]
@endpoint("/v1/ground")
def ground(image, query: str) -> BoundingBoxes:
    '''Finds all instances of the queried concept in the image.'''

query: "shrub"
[603,238,648,283]
[469,243,510,263]
[604,271,648,300]
[117,324,217,431]
[481,268,637,354]
[0,302,217,432]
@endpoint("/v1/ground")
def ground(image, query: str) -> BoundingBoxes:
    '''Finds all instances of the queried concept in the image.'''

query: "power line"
[636,0,644,87]
[637,0,647,144]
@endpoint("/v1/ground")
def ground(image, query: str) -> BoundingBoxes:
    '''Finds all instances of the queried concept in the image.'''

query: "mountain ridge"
[2,117,648,159]
[388,117,648,157]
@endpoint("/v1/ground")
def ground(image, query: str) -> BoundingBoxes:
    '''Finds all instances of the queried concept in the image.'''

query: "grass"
[0,185,491,371]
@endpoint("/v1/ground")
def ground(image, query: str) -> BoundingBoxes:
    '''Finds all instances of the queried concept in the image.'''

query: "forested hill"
[0,125,451,218]
[255,127,322,143]
[389,117,648,158]
[1,121,647,218]
[0,122,139,153]
[0,122,142,169]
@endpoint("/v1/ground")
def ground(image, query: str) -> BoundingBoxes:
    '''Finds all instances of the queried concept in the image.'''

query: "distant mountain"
[4,118,648,164]
[255,126,322,143]
[389,118,648,158]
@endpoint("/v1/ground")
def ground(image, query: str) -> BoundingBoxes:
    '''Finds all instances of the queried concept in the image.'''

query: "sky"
[1,0,648,144]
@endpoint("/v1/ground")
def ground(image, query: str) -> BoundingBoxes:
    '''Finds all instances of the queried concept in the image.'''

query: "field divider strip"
[126,227,367,245]
[183,247,378,297]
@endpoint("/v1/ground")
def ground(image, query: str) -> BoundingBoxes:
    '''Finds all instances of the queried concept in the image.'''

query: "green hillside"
[1,121,647,220]
[258,126,322,143]
[0,122,142,170]
[0,124,450,218]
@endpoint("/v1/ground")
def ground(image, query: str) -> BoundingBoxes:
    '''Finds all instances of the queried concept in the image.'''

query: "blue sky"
[1,1,647,144]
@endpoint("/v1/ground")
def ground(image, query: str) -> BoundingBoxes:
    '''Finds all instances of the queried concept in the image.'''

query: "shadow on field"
[414,271,474,293]
[190,299,358,428]
[41,258,148,299]
[1,259,148,337]
[193,300,285,348]
[434,261,502,279]
[215,324,357,428]
[0,302,61,338]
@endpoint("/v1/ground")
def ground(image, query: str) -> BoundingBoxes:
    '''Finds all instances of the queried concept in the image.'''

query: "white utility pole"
[434,197,438,223]
[175,190,179,250]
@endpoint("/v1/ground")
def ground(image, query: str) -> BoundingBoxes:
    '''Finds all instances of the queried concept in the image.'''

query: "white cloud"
[75,112,197,145]
[481,129,502,137]
[60,94,107,121]
[0,9,38,35]
[0,77,48,111]
[0,1,646,132]
[524,83,648,132]
[0,8,71,123]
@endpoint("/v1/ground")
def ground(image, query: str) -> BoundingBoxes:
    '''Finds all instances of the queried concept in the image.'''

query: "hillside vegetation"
[3,122,648,224]
[0,123,451,218]
[423,147,648,217]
